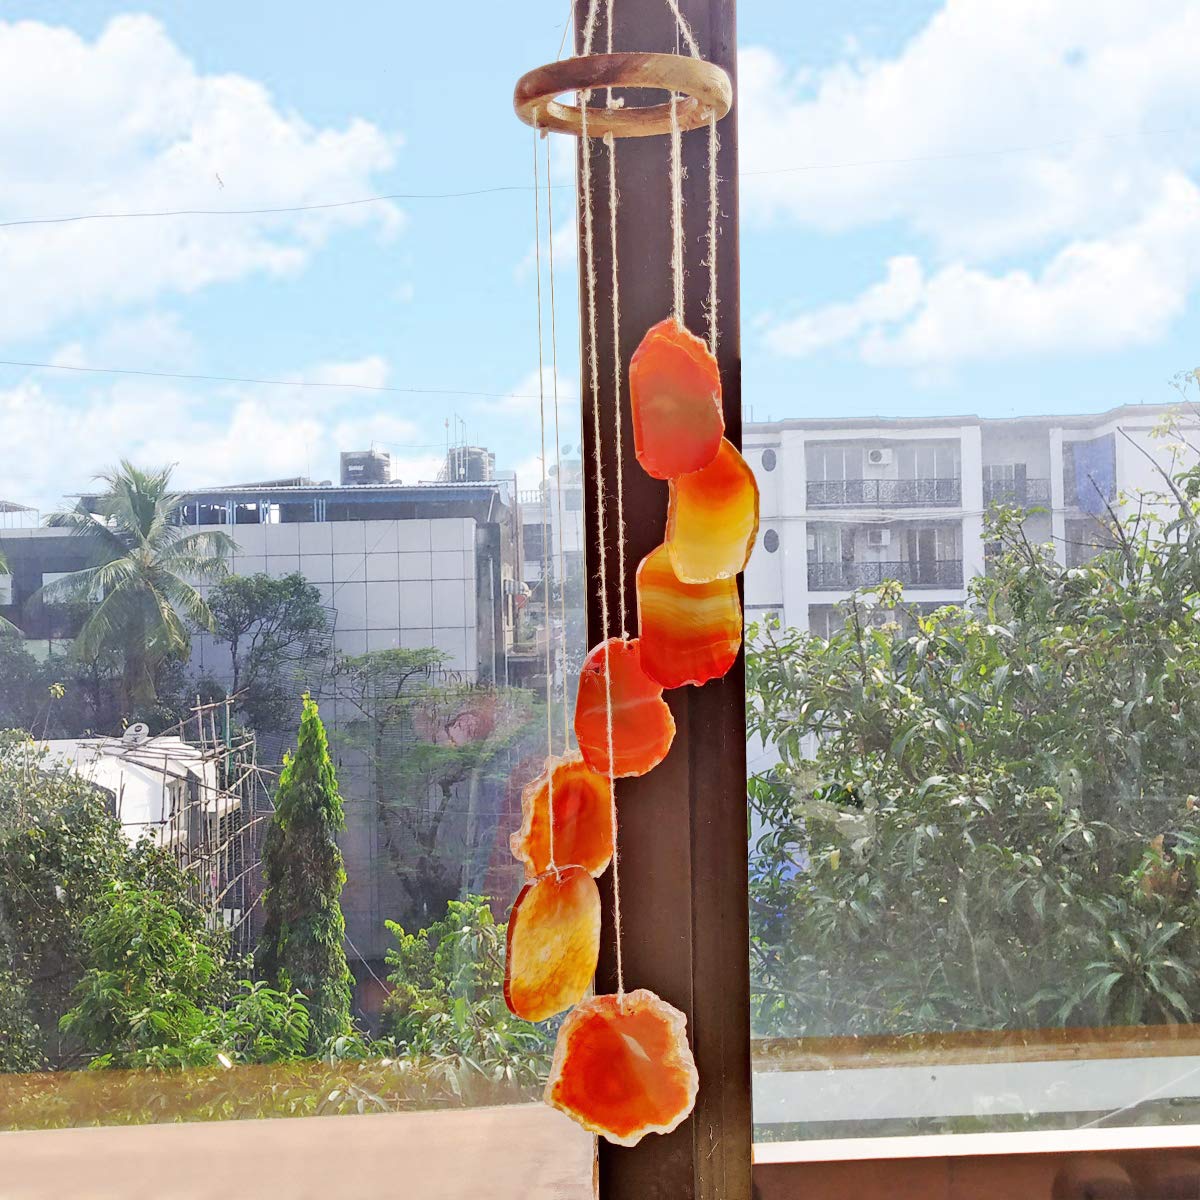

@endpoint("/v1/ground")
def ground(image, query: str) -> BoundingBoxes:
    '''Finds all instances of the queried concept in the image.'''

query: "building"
[519,456,586,690]
[0,456,535,997]
[743,403,1195,637]
[30,716,260,955]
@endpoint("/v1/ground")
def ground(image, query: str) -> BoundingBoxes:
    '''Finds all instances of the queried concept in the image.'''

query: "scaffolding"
[110,697,275,959]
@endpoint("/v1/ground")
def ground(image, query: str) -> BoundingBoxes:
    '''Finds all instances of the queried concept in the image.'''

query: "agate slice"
[545,989,699,1147]
[504,865,600,1023]
[666,437,760,583]
[574,637,675,777]
[629,318,724,479]
[637,543,742,688]
[510,752,614,879]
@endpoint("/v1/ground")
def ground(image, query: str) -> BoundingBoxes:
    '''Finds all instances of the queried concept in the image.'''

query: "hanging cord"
[581,0,623,998]
[544,133,572,749]
[602,0,628,638]
[669,93,684,325]
[706,115,719,355]
[664,0,719,354]
[531,115,557,871]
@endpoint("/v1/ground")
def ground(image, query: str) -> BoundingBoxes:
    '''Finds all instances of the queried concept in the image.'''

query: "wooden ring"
[514,52,732,139]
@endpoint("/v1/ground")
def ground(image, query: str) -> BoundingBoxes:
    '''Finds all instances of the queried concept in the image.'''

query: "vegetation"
[61,883,309,1070]
[206,571,328,729]
[330,647,542,924]
[748,442,1200,1037]
[0,893,543,1129]
[256,694,354,1052]
[382,894,551,1096]
[44,461,234,713]
[0,733,237,1069]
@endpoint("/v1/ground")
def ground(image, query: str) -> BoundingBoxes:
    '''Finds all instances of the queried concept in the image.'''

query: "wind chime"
[504,0,757,1147]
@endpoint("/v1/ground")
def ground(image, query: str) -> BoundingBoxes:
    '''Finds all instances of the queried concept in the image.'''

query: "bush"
[382,895,551,1099]
[748,456,1200,1038]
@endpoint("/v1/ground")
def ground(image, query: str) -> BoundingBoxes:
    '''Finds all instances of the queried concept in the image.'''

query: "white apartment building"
[744,404,1195,636]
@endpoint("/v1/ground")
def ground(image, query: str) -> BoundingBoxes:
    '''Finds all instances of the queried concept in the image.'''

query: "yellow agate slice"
[636,542,742,689]
[666,437,759,583]
[504,865,600,1023]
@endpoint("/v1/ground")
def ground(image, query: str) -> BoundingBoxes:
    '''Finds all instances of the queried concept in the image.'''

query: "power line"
[0,358,544,401]
[1,123,1190,231]
[0,185,574,230]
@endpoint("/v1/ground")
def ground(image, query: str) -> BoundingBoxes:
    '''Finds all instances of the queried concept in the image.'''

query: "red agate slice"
[666,437,760,583]
[637,542,742,688]
[629,318,724,479]
[545,989,699,1146]
[574,638,675,777]
[504,866,599,1022]
[510,752,614,878]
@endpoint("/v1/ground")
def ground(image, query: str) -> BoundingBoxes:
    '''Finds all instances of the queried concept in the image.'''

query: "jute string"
[544,133,572,747]
[530,114,558,872]
[580,0,624,998]
[664,0,720,354]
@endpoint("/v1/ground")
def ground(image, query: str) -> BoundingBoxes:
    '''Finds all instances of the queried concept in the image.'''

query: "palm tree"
[43,461,235,711]
[0,547,18,637]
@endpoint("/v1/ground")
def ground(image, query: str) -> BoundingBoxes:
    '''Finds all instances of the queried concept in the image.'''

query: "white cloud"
[746,1,1200,366]
[767,174,1200,367]
[0,15,401,344]
[740,1,1200,260]
[0,354,427,512]
[52,311,198,370]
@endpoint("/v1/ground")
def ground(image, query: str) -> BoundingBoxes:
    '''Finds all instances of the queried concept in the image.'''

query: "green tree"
[0,732,226,1068]
[330,647,541,923]
[206,572,328,729]
[382,894,550,1094]
[43,461,234,713]
[747,443,1200,1038]
[61,882,309,1070]
[256,694,353,1052]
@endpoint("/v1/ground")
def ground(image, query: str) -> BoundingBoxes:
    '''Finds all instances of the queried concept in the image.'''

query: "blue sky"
[2,2,1198,513]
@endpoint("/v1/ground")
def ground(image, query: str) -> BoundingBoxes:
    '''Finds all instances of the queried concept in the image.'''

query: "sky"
[1,1,1198,514]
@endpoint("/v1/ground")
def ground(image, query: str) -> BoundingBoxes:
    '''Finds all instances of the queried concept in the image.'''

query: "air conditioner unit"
[867,529,891,549]
[867,447,893,468]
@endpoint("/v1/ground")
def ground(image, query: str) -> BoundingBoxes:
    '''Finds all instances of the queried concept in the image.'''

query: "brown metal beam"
[574,2,751,1197]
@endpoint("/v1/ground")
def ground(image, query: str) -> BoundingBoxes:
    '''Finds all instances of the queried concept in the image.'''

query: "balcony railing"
[982,478,1050,506]
[807,478,961,508]
[808,559,964,591]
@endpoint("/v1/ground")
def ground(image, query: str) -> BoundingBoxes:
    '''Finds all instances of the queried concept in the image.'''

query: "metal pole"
[574,2,752,1197]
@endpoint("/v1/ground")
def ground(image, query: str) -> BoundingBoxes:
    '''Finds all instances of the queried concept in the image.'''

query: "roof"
[39,735,234,839]
[745,402,1188,437]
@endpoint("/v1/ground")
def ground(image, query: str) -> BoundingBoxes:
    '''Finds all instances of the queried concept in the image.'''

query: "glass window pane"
[743,2,1200,1149]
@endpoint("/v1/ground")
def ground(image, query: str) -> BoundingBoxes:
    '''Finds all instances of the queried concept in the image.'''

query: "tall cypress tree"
[256,694,353,1050]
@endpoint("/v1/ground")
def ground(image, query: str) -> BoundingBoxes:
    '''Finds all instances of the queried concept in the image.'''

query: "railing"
[807,478,961,508]
[808,559,964,591]
[983,478,1050,506]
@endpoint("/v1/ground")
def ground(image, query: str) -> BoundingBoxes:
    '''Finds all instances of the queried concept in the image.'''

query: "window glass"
[0,7,588,1176]
[742,2,1200,1147]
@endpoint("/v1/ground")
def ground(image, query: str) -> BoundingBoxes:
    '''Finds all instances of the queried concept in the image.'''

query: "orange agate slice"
[504,866,600,1022]
[666,437,760,583]
[545,989,699,1146]
[629,318,724,479]
[637,542,742,688]
[510,752,614,878]
[574,638,675,777]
